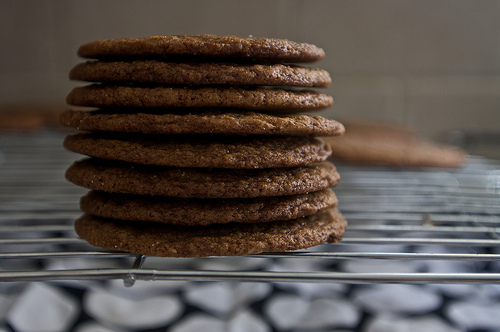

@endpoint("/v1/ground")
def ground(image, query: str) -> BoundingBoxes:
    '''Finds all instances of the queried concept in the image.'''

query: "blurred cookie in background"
[0,104,70,133]
[323,120,467,168]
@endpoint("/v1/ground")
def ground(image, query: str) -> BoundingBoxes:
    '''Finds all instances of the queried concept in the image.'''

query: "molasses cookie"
[80,188,338,225]
[0,104,67,132]
[74,208,347,257]
[66,85,333,112]
[60,109,345,136]
[76,35,325,63]
[63,133,333,169]
[324,121,466,167]
[69,61,332,87]
[65,159,340,198]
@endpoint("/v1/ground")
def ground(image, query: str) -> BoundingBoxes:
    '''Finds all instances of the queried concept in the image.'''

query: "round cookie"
[80,189,338,226]
[60,109,345,136]
[65,159,341,198]
[63,133,332,169]
[66,85,333,112]
[327,136,466,168]
[0,104,67,132]
[76,35,325,63]
[74,208,347,257]
[69,60,332,87]
[324,122,466,168]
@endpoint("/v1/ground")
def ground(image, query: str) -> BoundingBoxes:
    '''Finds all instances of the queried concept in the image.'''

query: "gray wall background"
[1,0,499,140]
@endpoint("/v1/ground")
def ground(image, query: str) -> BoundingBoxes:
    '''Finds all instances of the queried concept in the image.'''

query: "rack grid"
[1,131,499,285]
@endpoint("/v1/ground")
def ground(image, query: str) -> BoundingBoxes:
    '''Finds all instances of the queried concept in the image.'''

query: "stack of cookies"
[61,35,347,257]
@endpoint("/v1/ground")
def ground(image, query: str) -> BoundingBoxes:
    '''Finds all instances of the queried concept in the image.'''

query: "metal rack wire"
[1,131,499,285]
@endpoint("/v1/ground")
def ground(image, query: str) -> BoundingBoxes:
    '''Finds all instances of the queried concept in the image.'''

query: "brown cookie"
[80,188,338,226]
[63,133,332,169]
[60,109,345,136]
[324,121,466,167]
[74,208,347,257]
[76,35,325,63]
[69,60,332,87]
[65,158,340,198]
[66,85,333,112]
[0,104,68,132]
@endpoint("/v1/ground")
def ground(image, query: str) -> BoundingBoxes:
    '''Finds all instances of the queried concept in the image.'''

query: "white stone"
[269,259,347,296]
[194,256,268,271]
[428,283,478,298]
[412,245,482,273]
[228,309,270,332]
[83,287,183,329]
[170,313,225,332]
[45,257,129,290]
[268,257,329,272]
[342,258,416,273]
[232,282,273,306]
[420,258,478,274]
[365,315,463,332]
[7,283,79,332]
[329,244,408,254]
[264,294,310,330]
[353,284,442,315]
[297,298,361,329]
[480,284,500,298]
[182,282,271,316]
[74,321,122,332]
[0,293,18,323]
[47,257,123,270]
[446,300,500,330]
[182,282,235,316]
[274,281,348,298]
[413,244,489,299]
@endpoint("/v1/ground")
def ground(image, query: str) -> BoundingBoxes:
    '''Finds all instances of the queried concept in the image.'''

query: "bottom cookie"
[74,208,347,257]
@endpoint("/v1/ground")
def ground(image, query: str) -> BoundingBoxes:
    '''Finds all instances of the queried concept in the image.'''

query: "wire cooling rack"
[0,131,499,285]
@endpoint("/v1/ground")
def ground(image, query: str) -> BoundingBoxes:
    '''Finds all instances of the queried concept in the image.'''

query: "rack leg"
[123,255,146,287]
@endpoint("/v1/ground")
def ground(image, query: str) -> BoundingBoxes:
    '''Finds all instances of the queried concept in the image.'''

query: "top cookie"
[77,35,325,63]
